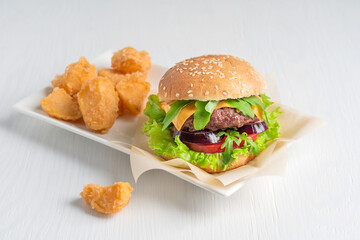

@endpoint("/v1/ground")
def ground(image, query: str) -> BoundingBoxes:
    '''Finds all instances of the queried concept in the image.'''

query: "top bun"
[158,55,266,101]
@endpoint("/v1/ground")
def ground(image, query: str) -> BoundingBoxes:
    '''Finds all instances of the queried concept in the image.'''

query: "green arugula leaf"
[220,135,233,165]
[144,95,166,123]
[205,101,219,112]
[217,130,239,165]
[216,131,226,137]
[227,129,240,138]
[243,96,266,110]
[243,95,269,123]
[162,100,193,130]
[193,100,219,130]
[217,129,260,165]
[238,133,260,155]
[248,140,260,155]
[232,136,241,146]
[226,99,254,118]
[260,94,274,108]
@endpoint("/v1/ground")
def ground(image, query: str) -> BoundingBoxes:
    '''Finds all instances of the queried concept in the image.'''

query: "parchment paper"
[127,73,325,187]
[92,48,324,187]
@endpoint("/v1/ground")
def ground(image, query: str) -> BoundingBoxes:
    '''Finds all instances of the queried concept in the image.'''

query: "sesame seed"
[215,85,218,90]
[163,86,166,90]
[190,83,193,87]
[223,91,227,95]
[205,91,209,95]
[165,92,167,97]
[187,90,192,93]
[189,94,193,97]
[176,93,179,97]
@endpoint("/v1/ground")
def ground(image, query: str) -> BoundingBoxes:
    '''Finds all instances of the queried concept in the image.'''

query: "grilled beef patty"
[181,107,258,132]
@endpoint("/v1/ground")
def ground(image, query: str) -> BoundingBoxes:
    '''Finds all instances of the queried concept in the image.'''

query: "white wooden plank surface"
[1,0,359,239]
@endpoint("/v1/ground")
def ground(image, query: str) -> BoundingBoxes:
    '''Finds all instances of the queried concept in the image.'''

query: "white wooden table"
[1,0,359,239]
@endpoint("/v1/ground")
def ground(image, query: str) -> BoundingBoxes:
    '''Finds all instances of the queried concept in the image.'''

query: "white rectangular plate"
[14,50,248,197]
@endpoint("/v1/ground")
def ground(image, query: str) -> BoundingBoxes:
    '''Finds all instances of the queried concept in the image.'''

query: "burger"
[143,55,281,173]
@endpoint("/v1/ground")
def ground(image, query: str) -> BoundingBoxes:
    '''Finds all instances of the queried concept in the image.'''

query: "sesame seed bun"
[158,55,266,101]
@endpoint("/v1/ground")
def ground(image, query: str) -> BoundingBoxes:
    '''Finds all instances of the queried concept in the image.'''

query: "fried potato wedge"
[111,46,151,73]
[115,79,150,115]
[51,74,65,88]
[78,77,119,133]
[98,68,148,86]
[41,87,82,121]
[63,57,97,95]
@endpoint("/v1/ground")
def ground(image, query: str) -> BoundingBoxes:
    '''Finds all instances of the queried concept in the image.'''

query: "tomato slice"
[185,134,258,153]
[185,141,223,153]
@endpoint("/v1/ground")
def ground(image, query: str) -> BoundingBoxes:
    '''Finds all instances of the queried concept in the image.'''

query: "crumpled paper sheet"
[118,73,325,187]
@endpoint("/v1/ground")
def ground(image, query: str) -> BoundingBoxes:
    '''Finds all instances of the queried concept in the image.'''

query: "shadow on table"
[69,198,114,219]
[132,169,251,215]
[2,112,250,216]
[2,112,133,182]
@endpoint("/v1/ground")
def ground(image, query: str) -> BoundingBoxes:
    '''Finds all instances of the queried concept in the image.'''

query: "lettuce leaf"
[142,94,282,171]
[255,106,282,151]
[143,94,166,122]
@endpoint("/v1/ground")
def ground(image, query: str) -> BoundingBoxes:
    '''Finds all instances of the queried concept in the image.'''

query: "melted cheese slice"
[161,100,263,130]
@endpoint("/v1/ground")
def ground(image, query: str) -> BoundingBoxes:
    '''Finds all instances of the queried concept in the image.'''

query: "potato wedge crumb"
[41,87,82,121]
[80,182,133,214]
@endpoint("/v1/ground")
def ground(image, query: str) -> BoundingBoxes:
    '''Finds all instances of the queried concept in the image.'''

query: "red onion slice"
[237,121,268,135]
[173,128,223,144]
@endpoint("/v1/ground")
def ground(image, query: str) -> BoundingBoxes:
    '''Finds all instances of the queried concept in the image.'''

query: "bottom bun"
[161,154,255,173]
